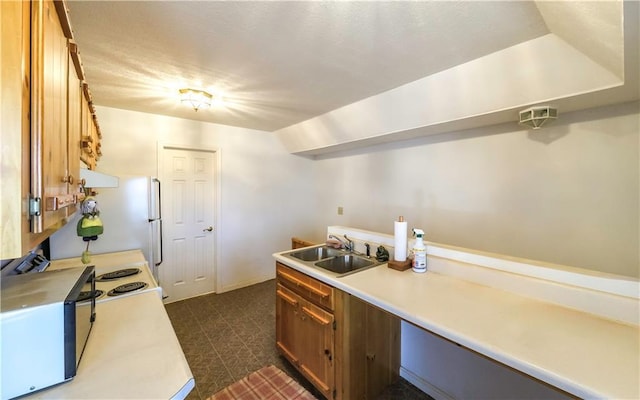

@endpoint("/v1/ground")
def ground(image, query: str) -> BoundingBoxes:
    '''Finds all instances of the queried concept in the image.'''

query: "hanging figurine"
[77,196,104,263]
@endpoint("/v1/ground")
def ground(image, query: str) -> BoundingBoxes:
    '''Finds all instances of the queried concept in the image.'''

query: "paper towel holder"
[390,215,411,271]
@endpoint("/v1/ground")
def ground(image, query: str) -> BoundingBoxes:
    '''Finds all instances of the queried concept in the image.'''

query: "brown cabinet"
[67,40,82,207]
[276,262,400,399]
[1,0,96,258]
[80,82,102,169]
[33,0,82,231]
[1,0,32,258]
[276,282,335,398]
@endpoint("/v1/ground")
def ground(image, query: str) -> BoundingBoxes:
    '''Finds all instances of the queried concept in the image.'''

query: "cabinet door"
[79,85,99,170]
[276,283,335,399]
[276,283,304,365]
[0,0,31,258]
[297,298,335,400]
[66,43,82,216]
[32,0,70,231]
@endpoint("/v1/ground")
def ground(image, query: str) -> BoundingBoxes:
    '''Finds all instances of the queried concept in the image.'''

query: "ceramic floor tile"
[165,279,433,400]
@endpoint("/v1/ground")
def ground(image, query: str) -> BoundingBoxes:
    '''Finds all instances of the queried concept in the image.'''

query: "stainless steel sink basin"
[288,246,345,262]
[314,254,376,275]
[282,246,384,276]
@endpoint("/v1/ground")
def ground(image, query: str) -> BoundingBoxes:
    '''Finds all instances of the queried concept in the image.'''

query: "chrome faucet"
[328,234,354,252]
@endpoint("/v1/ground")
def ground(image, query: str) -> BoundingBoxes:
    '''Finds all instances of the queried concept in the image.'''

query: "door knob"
[203,226,213,232]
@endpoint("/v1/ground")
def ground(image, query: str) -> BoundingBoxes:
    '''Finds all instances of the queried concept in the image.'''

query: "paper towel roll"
[394,217,407,261]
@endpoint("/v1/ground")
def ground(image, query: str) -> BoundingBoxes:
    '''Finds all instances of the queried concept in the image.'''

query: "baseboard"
[218,275,273,293]
[400,366,454,400]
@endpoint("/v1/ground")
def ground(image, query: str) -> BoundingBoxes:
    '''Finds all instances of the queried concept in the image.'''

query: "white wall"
[310,102,639,278]
[66,106,319,292]
[309,101,637,399]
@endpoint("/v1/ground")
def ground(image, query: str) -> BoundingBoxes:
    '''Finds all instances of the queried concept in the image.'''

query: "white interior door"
[160,147,217,302]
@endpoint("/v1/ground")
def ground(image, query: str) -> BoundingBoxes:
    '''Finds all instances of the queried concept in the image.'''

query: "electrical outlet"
[337,206,343,215]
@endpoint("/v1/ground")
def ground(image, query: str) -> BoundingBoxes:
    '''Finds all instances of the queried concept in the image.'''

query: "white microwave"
[1,266,96,400]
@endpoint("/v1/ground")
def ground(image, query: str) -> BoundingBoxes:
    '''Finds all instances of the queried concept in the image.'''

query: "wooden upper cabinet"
[67,40,83,215]
[80,83,101,170]
[1,0,100,258]
[0,0,31,259]
[32,0,82,232]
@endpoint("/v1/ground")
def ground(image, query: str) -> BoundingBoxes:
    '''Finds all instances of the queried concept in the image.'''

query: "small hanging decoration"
[77,196,104,263]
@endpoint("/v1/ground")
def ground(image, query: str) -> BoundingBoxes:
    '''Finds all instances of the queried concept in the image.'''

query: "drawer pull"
[277,270,329,298]
[276,289,298,307]
[302,306,331,326]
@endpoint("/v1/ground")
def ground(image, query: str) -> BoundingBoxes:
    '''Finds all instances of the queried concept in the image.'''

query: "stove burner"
[107,281,148,296]
[77,290,104,302]
[97,268,141,281]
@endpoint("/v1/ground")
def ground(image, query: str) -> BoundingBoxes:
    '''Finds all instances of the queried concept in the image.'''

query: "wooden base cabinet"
[276,262,400,399]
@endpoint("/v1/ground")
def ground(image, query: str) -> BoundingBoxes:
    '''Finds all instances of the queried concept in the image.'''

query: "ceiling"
[66,1,554,132]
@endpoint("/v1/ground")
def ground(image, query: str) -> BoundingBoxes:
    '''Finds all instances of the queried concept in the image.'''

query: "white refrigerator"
[49,176,163,282]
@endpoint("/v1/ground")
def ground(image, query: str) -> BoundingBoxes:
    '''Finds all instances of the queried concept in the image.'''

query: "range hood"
[80,169,119,188]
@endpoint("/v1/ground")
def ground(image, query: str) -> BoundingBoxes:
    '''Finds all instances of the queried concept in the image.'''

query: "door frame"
[157,142,221,294]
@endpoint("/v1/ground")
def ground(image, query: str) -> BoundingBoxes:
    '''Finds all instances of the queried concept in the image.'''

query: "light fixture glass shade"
[179,88,212,112]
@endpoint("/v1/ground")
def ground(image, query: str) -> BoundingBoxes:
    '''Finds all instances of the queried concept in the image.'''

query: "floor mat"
[206,365,317,400]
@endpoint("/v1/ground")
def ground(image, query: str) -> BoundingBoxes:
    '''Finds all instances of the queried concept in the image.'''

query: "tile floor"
[165,279,433,400]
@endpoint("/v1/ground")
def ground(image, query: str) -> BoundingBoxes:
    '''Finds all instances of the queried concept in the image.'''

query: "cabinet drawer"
[276,262,334,311]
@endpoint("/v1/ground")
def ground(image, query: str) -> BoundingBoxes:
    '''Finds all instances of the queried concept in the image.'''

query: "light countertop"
[30,291,194,399]
[273,251,640,399]
[49,249,148,270]
[27,250,194,400]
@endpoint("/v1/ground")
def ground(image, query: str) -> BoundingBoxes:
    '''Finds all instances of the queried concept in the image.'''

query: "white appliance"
[48,257,162,303]
[1,266,96,400]
[50,176,163,282]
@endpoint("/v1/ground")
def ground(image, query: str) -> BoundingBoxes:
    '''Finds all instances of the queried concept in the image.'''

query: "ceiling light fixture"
[518,106,558,129]
[179,88,212,112]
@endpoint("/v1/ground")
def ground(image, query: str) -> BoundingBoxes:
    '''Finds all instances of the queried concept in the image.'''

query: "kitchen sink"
[288,246,345,262]
[282,245,385,276]
[314,254,376,275]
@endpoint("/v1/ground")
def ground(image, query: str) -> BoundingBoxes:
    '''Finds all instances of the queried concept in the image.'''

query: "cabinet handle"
[45,194,76,211]
[300,365,330,392]
[276,341,299,364]
[301,306,331,326]
[276,289,298,307]
[277,270,329,299]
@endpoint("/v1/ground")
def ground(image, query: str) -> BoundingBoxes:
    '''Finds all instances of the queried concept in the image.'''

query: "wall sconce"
[518,106,558,129]
[179,88,212,112]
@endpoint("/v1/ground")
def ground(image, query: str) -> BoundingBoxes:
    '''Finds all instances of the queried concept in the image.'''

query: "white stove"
[47,250,162,303]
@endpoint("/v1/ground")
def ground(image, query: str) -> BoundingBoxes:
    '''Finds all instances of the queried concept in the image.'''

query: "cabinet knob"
[62,175,74,184]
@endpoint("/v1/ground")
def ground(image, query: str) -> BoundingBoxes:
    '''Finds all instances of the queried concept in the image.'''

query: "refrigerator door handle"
[155,219,163,266]
[156,179,161,219]
[149,177,161,221]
